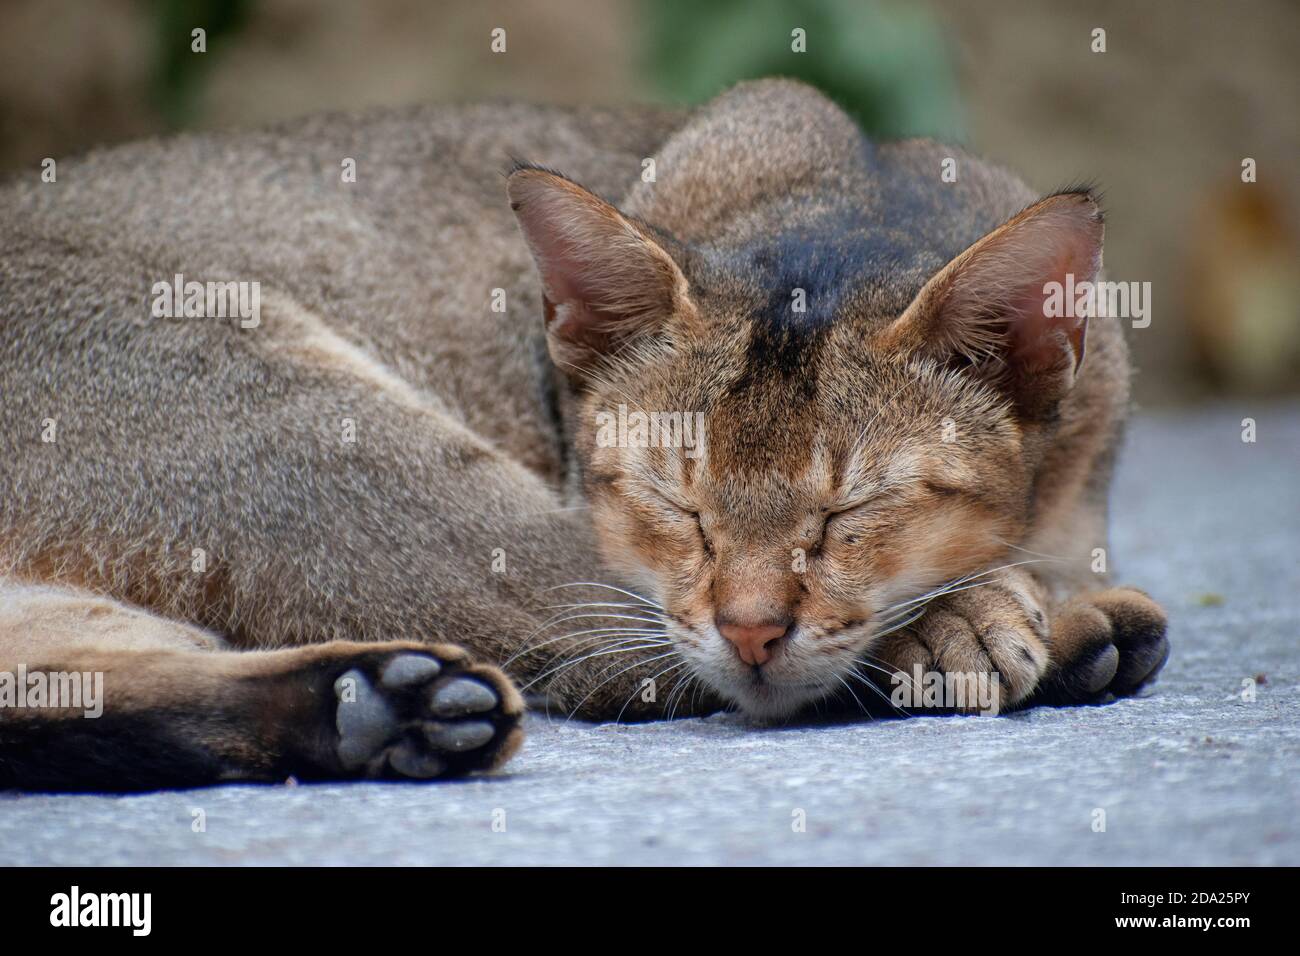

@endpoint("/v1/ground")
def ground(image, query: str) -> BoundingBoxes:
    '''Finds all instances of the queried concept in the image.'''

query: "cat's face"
[573,319,1028,718]
[509,167,1102,719]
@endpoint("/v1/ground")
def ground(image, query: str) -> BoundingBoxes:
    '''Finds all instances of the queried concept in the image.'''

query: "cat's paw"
[329,644,524,779]
[874,578,1050,714]
[1030,587,1169,706]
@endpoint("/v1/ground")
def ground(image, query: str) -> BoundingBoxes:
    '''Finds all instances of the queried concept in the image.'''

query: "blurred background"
[1,0,1296,404]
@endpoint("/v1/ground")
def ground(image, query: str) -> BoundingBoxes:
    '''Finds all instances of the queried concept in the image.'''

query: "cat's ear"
[507,166,692,374]
[878,191,1104,415]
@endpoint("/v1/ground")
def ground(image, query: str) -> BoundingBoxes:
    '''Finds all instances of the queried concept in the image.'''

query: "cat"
[0,79,1168,790]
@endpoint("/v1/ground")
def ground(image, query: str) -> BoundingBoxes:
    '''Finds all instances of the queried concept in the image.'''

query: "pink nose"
[717,620,790,666]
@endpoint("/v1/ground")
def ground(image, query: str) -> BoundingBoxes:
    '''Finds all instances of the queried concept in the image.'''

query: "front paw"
[1029,587,1169,706]
[873,579,1050,714]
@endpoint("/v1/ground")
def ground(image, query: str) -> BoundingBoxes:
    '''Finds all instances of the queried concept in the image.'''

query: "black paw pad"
[1075,642,1120,696]
[1111,629,1170,695]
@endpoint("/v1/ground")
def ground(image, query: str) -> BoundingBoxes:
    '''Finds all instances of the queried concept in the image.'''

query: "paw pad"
[430,677,498,716]
[331,652,518,780]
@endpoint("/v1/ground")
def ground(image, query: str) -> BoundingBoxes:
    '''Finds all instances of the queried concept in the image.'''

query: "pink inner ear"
[510,183,606,309]
[1006,248,1091,372]
[537,249,584,313]
[980,199,1103,375]
[508,168,686,365]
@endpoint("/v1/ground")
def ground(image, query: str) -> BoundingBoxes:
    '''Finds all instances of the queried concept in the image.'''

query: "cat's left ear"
[507,166,693,375]
[878,191,1104,416]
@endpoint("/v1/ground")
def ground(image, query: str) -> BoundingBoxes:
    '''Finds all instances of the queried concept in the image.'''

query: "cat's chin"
[718,678,827,724]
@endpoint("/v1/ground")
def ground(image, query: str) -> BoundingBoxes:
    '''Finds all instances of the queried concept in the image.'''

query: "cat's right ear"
[507,166,692,375]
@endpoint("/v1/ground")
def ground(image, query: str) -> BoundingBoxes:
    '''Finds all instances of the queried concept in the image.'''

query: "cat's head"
[507,160,1103,720]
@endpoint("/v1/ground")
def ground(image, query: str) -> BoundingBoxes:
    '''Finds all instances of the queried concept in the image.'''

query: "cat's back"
[2,100,680,271]
[0,100,683,476]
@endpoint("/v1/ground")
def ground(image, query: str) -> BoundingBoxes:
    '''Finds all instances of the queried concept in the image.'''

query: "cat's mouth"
[672,617,875,721]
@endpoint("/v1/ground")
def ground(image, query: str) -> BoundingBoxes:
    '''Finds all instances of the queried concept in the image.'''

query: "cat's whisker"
[965,557,1056,577]
[519,638,674,691]
[536,604,667,626]
[540,611,668,630]
[556,359,648,418]
[546,581,665,610]
[849,656,924,712]
[529,607,668,636]
[511,607,646,654]
[500,504,593,519]
[844,666,911,715]
[670,676,691,723]
[563,649,682,722]
[667,667,701,720]
[670,676,697,720]
[874,599,935,626]
[873,578,977,621]
[690,677,707,715]
[871,557,1055,624]
[844,661,905,703]
[852,379,913,449]
[616,659,689,723]
[882,569,983,610]
[516,627,671,676]
[542,601,667,618]
[536,609,669,629]
[871,605,931,639]
[873,582,982,621]
[529,633,671,668]
[852,654,918,689]
[660,665,696,721]
[832,672,870,716]
[502,613,668,666]
[505,628,667,671]
[515,623,666,661]
[990,536,1074,563]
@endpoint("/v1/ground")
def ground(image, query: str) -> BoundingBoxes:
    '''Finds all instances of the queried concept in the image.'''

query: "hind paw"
[330,645,523,779]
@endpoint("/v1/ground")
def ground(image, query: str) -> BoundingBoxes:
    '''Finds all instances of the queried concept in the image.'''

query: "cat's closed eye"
[921,481,966,499]
[693,512,713,556]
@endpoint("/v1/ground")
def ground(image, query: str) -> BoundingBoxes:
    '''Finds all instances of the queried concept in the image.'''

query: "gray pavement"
[2,402,1297,866]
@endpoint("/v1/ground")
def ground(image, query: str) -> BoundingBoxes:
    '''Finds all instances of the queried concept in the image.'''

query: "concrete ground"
[2,403,1296,866]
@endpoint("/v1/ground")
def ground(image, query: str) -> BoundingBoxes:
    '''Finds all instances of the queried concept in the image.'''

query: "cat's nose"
[716,618,790,666]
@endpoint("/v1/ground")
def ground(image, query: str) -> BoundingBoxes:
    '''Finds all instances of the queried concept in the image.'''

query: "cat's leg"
[0,253,655,735]
[873,565,1051,713]
[873,567,1168,714]
[870,484,1170,714]
[0,579,522,789]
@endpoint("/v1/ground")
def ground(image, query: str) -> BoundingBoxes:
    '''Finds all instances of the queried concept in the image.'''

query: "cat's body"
[0,80,1167,789]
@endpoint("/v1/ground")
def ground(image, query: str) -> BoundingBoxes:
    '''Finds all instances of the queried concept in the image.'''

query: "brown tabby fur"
[0,80,1167,789]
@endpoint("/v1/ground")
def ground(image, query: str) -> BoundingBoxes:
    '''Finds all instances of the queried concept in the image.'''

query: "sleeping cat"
[0,79,1168,789]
